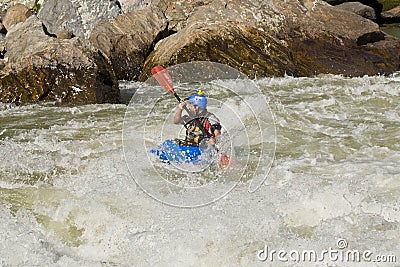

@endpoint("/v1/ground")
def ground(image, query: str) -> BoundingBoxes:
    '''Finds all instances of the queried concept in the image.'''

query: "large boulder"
[0,0,43,17]
[284,0,394,76]
[37,0,122,39]
[90,7,167,80]
[336,2,376,20]
[140,0,296,79]
[381,5,400,23]
[2,3,32,30]
[141,0,399,79]
[323,0,382,20]
[0,16,119,105]
[142,22,296,79]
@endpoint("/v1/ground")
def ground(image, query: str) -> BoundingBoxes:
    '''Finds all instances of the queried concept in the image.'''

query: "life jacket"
[183,113,214,146]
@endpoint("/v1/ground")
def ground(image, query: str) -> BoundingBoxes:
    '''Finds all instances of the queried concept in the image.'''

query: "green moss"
[31,0,41,14]
[378,0,400,11]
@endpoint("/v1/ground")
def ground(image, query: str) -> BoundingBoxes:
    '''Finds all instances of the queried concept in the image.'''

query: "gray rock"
[336,2,376,20]
[55,30,74,39]
[2,3,32,30]
[381,5,400,23]
[5,15,50,62]
[0,32,5,48]
[118,0,152,13]
[323,0,383,21]
[90,7,167,80]
[1,16,119,105]
[37,0,122,39]
[0,58,5,69]
[0,0,43,17]
[160,0,213,32]
[0,0,43,9]
[141,0,398,78]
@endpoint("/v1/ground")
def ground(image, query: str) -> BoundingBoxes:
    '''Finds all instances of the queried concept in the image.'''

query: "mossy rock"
[378,0,400,11]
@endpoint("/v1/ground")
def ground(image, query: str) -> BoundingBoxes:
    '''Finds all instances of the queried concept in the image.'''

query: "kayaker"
[173,90,222,147]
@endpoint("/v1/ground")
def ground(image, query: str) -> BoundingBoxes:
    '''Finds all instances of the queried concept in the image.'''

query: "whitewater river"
[0,71,399,266]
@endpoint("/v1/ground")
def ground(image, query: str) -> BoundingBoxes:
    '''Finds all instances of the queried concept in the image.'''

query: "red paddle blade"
[218,154,230,169]
[151,66,175,94]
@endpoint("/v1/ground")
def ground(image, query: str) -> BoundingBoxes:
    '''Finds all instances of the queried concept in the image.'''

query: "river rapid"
[0,73,399,266]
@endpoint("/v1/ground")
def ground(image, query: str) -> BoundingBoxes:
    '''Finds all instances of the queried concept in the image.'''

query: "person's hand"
[178,100,186,110]
[207,137,216,145]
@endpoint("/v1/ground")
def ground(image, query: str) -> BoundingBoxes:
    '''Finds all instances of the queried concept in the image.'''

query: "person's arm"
[207,122,221,145]
[173,100,186,124]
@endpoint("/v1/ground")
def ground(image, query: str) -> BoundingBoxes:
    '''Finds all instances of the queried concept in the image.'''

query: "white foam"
[1,75,399,265]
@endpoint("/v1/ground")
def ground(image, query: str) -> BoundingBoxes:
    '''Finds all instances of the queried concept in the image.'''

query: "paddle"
[151,65,231,168]
[151,65,192,117]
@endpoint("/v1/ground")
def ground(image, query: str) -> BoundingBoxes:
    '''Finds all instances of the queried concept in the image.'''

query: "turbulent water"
[1,74,399,266]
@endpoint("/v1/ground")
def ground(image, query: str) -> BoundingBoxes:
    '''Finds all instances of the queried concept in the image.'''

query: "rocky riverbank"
[0,0,399,105]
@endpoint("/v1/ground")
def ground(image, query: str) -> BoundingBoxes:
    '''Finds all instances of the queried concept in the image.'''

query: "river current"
[0,73,399,266]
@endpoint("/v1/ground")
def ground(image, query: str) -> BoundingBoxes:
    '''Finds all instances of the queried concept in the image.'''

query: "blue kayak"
[150,139,205,163]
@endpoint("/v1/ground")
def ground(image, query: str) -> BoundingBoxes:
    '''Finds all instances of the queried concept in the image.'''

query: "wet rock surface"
[0,16,119,105]
[141,0,399,79]
[37,0,122,39]
[382,5,400,23]
[0,0,399,105]
[2,3,32,30]
[90,7,167,81]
